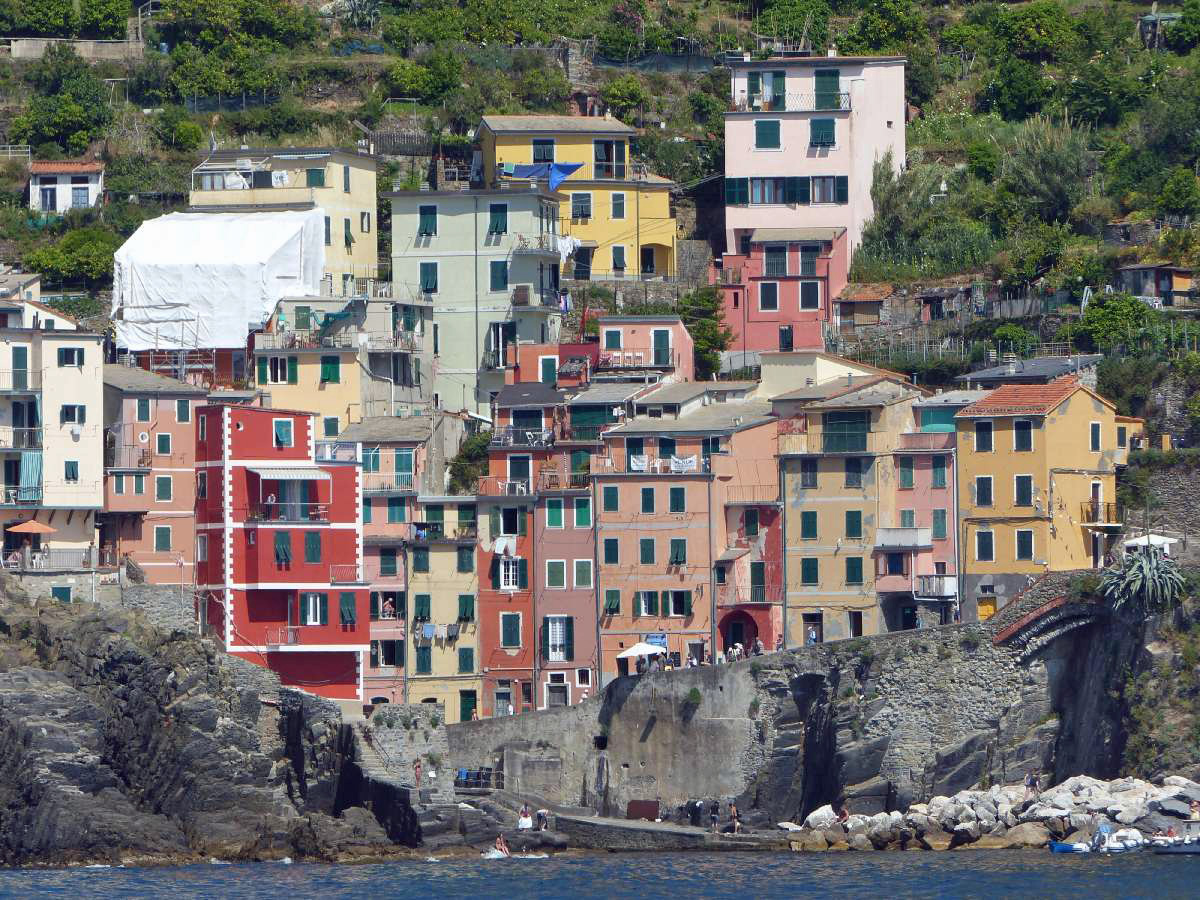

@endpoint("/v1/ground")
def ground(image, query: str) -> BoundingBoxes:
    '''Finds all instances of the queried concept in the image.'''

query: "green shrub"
[960,633,981,651]
[684,687,702,707]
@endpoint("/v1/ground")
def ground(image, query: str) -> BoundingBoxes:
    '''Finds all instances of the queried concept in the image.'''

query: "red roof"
[30,161,103,175]
[840,283,893,302]
[956,376,1081,417]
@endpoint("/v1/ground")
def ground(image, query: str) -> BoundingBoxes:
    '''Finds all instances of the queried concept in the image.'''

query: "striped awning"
[247,466,330,481]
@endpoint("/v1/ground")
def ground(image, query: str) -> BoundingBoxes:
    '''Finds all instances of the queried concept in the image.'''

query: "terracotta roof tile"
[30,160,103,174]
[956,376,1080,417]
[841,283,893,302]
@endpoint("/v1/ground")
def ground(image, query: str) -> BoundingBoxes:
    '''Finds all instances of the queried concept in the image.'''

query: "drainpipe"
[591,471,602,689]
[707,475,716,660]
[474,195,479,412]
[779,458,788,649]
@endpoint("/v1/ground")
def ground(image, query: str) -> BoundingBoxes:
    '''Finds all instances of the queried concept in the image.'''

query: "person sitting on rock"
[836,804,849,824]
[495,834,510,857]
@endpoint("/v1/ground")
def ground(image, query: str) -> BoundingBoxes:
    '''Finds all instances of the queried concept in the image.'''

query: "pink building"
[100,365,207,584]
[874,392,978,630]
[716,54,906,351]
[594,383,778,680]
[595,315,695,382]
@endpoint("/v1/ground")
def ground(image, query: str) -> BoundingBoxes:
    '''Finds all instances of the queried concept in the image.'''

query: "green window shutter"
[299,593,310,623]
[747,71,761,97]
[574,497,591,527]
[797,176,811,205]
[414,547,429,572]
[682,592,692,616]
[457,546,474,573]
[845,510,862,539]
[801,510,817,540]
[380,547,398,576]
[458,647,474,673]
[724,177,749,205]
[370,592,379,619]
[811,119,835,146]
[604,590,620,614]
[415,594,431,619]
[489,506,500,536]
[274,530,292,565]
[564,616,574,661]
[754,119,780,149]
[136,397,150,421]
[771,70,786,96]
[295,306,311,330]
[363,498,372,523]
[846,557,863,585]
[518,506,528,536]
[639,538,654,565]
[489,204,507,234]
[899,456,914,489]
[669,486,685,513]
[257,354,269,383]
[489,260,508,292]
[154,526,170,551]
[814,68,840,108]
[801,558,818,585]
[783,177,800,204]
[304,530,321,563]
[547,560,565,588]
[287,356,298,384]
[641,487,654,513]
[426,504,444,524]
[612,245,626,270]
[339,592,356,624]
[306,167,325,187]
[502,613,520,647]
[669,538,686,566]
[603,538,619,564]
[547,498,563,528]
[835,175,849,204]
[420,262,438,293]
[932,455,947,488]
[490,557,500,589]
[319,594,329,625]
[518,558,529,589]
[418,206,436,236]
[602,485,618,511]
[458,594,475,621]
[932,508,947,540]
[416,645,431,674]
[541,620,551,661]
[387,497,404,523]
[320,355,340,383]
[646,591,659,615]
[800,281,820,309]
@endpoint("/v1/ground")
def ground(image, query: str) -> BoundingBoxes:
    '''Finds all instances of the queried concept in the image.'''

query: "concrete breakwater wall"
[448,576,1142,825]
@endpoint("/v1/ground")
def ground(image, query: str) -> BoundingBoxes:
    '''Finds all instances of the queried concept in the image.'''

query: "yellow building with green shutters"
[477,115,678,279]
[403,496,483,723]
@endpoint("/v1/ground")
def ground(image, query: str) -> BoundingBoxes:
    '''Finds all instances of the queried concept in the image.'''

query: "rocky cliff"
[0,585,403,867]
[448,573,1151,827]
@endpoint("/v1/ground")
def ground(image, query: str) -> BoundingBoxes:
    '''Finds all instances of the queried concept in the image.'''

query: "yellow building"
[955,377,1131,621]
[478,115,677,279]
[404,498,482,723]
[189,146,380,296]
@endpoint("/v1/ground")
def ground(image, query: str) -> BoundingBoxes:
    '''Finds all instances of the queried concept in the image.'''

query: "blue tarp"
[508,162,583,191]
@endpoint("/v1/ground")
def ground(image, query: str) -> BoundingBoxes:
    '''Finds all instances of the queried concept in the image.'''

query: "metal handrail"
[247,502,330,523]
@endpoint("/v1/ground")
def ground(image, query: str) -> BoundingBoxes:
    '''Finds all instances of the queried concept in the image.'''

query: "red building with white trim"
[195,403,368,701]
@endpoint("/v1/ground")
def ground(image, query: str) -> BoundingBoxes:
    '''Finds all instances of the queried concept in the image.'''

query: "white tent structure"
[112,209,325,351]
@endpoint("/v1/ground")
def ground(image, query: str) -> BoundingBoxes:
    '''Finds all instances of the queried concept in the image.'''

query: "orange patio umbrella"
[6,520,56,535]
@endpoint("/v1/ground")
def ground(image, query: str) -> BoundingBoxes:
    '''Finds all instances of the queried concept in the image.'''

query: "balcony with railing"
[724,483,779,505]
[105,443,151,469]
[362,472,416,494]
[592,454,712,476]
[536,469,591,492]
[730,92,852,113]
[491,427,553,448]
[510,233,559,255]
[510,284,560,309]
[0,427,41,451]
[898,431,956,451]
[246,501,330,524]
[330,564,364,584]
[0,485,42,505]
[556,424,607,443]
[596,349,677,370]
[408,521,478,542]
[256,329,422,353]
[476,475,531,496]
[267,626,302,646]
[0,369,40,393]
[314,441,359,463]
[819,430,885,455]
[916,574,957,598]
[1,547,118,572]
[717,583,774,607]
[778,432,810,455]
[1081,501,1122,527]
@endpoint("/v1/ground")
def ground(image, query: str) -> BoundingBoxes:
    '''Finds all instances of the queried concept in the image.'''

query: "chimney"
[1006,363,1016,375]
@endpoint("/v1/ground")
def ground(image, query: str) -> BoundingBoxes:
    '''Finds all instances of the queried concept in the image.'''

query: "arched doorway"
[720,610,758,653]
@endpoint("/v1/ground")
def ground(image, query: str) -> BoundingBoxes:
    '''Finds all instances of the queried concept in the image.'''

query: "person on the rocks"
[1191,800,1200,821]
[495,834,510,857]
[1023,769,1040,801]
[729,801,742,834]
[775,634,784,653]
[753,637,765,656]
[709,800,720,833]
[836,803,849,824]
[414,759,422,788]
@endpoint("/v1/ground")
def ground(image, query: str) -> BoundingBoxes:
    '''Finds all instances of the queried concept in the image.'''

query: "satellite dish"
[138,431,149,443]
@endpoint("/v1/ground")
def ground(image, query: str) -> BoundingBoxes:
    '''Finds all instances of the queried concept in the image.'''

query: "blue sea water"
[0,851,1194,899]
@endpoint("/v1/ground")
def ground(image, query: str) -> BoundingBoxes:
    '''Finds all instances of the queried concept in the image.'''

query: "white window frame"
[975,529,994,562]
[1013,418,1033,452]
[975,475,993,507]
[301,592,323,626]
[668,591,687,617]
[1090,421,1102,452]
[636,591,654,616]
[573,558,593,589]
[500,506,520,537]
[754,118,783,151]
[155,475,173,502]
[546,614,568,662]
[272,418,294,448]
[156,432,172,455]
[1014,473,1033,506]
[538,354,557,383]
[611,192,625,220]
[532,138,555,164]
[574,496,591,528]
[974,420,993,452]
[361,211,371,233]
[153,525,171,552]
[1015,528,1035,561]
[545,558,566,590]
[197,471,207,498]
[759,281,779,312]
[576,667,591,687]
[811,175,837,204]
[196,534,208,562]
[61,404,85,424]
[499,610,522,647]
[570,192,592,220]
[499,557,522,591]
[59,347,84,366]
[266,356,291,384]
[799,280,821,310]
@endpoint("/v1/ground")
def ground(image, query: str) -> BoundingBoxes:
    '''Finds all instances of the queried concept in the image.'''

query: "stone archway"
[719,609,758,653]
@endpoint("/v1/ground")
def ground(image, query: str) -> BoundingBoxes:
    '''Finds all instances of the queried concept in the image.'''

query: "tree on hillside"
[1166,0,1200,53]
[978,57,1048,121]
[24,227,123,287]
[600,75,649,120]
[757,0,831,51]
[990,0,1078,62]
[1068,291,1155,351]
[10,44,111,154]
[997,116,1088,225]
[839,0,926,53]
[1157,167,1200,219]
[448,431,492,495]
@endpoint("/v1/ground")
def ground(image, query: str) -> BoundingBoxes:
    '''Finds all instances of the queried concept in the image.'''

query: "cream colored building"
[0,298,104,570]
[190,146,379,296]
[387,185,563,415]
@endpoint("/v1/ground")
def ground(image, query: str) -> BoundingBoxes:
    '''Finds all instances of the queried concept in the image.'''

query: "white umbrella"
[617,642,666,659]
